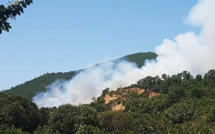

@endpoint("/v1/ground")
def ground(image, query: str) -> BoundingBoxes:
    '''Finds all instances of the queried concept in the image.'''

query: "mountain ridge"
[2,52,157,100]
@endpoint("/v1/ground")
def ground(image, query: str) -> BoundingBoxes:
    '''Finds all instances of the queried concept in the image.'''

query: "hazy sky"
[0,0,198,90]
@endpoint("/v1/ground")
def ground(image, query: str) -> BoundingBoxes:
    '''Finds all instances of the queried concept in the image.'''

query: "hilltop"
[2,52,157,100]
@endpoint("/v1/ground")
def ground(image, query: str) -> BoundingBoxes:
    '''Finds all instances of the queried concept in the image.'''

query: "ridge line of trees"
[1,69,215,133]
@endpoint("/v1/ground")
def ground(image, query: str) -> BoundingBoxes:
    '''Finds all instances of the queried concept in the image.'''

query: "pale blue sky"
[0,0,198,90]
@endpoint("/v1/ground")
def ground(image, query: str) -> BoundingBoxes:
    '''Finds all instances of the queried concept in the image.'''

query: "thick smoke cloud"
[33,61,143,107]
[33,0,215,107]
[141,0,215,77]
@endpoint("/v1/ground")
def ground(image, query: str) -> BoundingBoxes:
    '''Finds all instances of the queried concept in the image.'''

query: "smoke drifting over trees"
[33,0,215,107]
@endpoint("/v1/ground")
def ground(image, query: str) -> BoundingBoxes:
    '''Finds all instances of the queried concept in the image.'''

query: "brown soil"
[148,92,160,98]
[103,87,160,112]
[104,94,121,104]
[112,103,125,111]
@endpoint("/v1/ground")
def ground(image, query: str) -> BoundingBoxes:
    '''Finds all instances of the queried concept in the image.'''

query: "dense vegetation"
[124,52,157,68]
[1,69,215,133]
[2,52,157,100]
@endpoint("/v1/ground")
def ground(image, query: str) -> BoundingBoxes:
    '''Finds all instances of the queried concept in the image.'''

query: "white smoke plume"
[141,0,215,76]
[33,0,215,107]
[33,61,143,107]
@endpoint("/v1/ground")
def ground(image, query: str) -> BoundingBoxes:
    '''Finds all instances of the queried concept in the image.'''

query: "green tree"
[191,88,207,98]
[167,88,185,103]
[195,74,202,81]
[79,105,98,126]
[0,128,30,134]
[165,100,197,123]
[38,107,52,127]
[182,71,193,80]
[98,111,134,132]
[48,104,81,134]
[0,0,33,34]
[77,125,103,134]
[0,93,40,133]
[102,87,110,96]
[204,69,215,80]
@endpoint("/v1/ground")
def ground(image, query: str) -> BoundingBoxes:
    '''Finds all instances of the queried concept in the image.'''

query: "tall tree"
[0,0,33,34]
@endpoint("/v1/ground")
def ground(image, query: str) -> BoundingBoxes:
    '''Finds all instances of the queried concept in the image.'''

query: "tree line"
[1,69,215,133]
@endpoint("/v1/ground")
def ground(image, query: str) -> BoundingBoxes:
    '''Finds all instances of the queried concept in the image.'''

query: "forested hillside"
[1,70,215,134]
[2,52,157,100]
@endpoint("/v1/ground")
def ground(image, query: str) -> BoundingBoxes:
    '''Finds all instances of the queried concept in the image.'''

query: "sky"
[0,0,199,90]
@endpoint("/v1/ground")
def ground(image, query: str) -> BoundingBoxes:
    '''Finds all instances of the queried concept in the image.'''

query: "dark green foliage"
[2,66,215,133]
[102,87,110,96]
[133,113,170,134]
[124,52,157,68]
[0,0,33,34]
[137,75,163,92]
[77,125,103,134]
[182,71,193,80]
[38,107,52,127]
[48,104,81,134]
[125,95,172,113]
[204,69,215,80]
[165,100,198,123]
[207,109,215,123]
[33,125,57,134]
[195,74,202,81]
[79,105,98,126]
[98,111,134,132]
[0,129,30,134]
[191,88,207,98]
[167,88,185,103]
[0,93,39,133]
[42,104,98,134]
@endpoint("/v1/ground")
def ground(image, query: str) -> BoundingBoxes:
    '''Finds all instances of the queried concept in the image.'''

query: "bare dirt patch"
[148,92,160,98]
[112,103,125,111]
[104,94,120,104]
